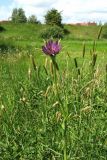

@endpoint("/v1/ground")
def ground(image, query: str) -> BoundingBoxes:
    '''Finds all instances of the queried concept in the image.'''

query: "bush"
[44,8,63,27]
[0,26,5,32]
[40,25,64,39]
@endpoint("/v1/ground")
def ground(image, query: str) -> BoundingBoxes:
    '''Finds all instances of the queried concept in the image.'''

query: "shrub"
[40,25,64,39]
[0,26,5,32]
[44,8,63,27]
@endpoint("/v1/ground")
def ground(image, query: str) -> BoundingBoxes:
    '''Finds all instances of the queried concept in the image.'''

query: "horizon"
[0,20,102,25]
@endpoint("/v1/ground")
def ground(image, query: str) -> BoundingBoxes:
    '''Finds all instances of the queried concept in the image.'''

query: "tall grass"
[0,24,107,159]
[0,40,107,159]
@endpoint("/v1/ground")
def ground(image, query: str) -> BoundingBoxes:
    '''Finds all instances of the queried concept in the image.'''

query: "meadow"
[0,23,107,160]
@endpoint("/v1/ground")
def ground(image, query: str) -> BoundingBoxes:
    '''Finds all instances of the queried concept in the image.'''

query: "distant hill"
[0,22,103,40]
[0,22,106,50]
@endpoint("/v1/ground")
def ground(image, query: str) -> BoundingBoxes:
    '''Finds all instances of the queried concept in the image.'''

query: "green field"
[0,23,107,159]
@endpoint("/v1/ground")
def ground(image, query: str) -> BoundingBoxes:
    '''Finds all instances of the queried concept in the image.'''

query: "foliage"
[44,8,63,27]
[11,8,27,23]
[0,25,6,32]
[28,15,40,24]
[40,25,64,39]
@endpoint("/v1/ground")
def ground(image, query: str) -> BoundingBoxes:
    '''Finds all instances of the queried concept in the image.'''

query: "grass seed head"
[56,111,61,122]
[81,106,92,113]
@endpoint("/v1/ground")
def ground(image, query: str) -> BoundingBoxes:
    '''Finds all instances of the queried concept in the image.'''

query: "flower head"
[42,40,61,56]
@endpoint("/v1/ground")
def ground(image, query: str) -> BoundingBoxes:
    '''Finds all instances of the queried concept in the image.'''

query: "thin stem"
[63,120,67,160]
[51,56,67,160]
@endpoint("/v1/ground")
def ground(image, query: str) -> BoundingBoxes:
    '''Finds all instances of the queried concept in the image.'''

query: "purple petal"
[46,40,53,49]
[42,46,48,55]
[52,42,61,54]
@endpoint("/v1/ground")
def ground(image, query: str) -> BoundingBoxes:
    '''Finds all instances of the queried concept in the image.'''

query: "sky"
[0,0,107,24]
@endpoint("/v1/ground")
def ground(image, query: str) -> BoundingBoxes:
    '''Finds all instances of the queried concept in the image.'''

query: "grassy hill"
[0,23,107,52]
[0,23,104,40]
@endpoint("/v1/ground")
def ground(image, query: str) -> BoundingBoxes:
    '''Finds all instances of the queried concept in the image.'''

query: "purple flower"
[42,40,61,56]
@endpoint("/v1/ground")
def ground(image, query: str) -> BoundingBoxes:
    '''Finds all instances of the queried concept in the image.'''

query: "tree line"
[11,8,62,27]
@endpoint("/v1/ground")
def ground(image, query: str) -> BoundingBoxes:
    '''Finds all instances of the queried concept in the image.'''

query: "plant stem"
[63,119,67,160]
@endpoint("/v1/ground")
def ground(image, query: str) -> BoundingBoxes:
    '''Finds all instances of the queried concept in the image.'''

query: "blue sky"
[0,0,107,23]
[0,0,10,5]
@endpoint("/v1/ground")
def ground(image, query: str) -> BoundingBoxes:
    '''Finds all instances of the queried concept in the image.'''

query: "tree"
[17,8,27,23]
[11,8,27,23]
[11,8,18,23]
[44,8,62,27]
[28,15,40,24]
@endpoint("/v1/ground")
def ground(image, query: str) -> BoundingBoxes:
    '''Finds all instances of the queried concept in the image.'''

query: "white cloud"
[14,0,58,6]
[0,0,107,23]
[50,0,107,23]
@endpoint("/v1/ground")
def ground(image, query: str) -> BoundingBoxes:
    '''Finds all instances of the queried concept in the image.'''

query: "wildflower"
[42,39,61,56]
